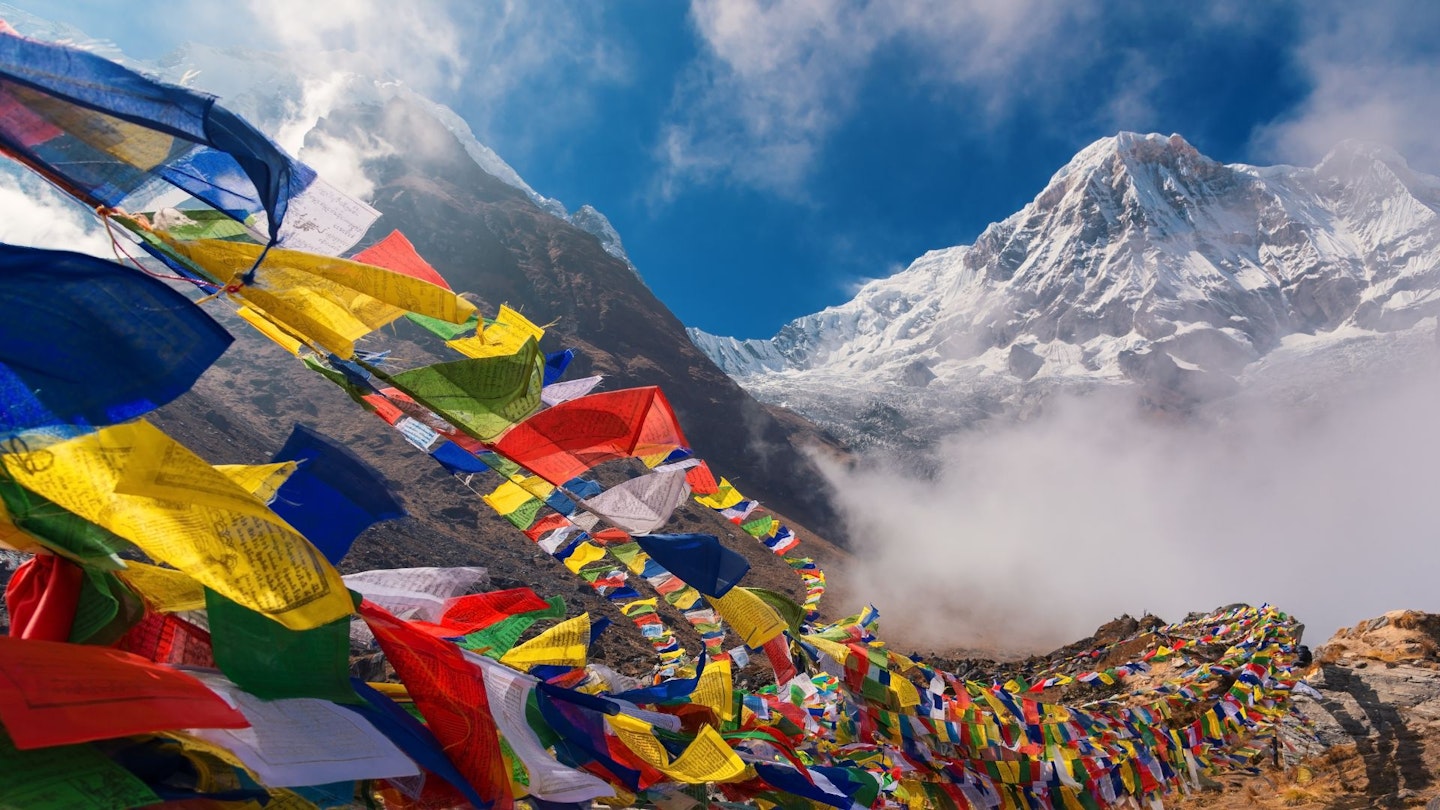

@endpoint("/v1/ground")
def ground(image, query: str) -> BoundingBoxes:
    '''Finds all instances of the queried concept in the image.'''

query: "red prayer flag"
[0,636,247,749]
[684,461,719,496]
[407,587,550,638]
[495,387,688,486]
[358,600,512,810]
[4,555,82,641]
[351,230,451,290]
[590,528,630,545]
[117,611,216,668]
[764,634,798,685]
[524,513,571,542]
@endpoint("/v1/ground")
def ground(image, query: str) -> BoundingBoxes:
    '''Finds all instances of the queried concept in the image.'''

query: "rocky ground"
[1178,610,1440,809]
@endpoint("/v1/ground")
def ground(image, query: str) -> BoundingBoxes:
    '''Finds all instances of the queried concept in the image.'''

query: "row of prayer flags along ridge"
[0,21,1313,810]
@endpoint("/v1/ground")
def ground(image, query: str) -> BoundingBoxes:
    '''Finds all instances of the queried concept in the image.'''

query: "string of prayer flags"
[634,534,750,598]
[0,243,231,440]
[0,635,248,749]
[0,420,354,630]
[268,423,406,565]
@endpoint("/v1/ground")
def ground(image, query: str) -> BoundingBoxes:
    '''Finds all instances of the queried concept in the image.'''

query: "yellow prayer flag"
[694,478,743,510]
[159,732,252,794]
[448,305,545,360]
[234,305,305,356]
[215,462,299,504]
[694,658,735,721]
[484,478,540,516]
[163,238,471,359]
[710,587,786,647]
[607,714,748,784]
[501,613,590,669]
[0,421,352,630]
[116,561,206,612]
[638,451,670,468]
[562,541,606,574]
[802,634,852,666]
[666,725,749,783]
[618,598,658,616]
[167,238,474,323]
[890,673,922,709]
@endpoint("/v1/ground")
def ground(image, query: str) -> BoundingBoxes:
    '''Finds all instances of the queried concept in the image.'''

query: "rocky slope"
[1188,610,1440,808]
[693,133,1440,447]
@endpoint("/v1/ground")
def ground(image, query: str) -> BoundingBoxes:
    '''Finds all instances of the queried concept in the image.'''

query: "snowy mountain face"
[692,133,1440,445]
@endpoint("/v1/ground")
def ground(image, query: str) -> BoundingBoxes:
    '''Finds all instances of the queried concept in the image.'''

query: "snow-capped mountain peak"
[693,133,1440,445]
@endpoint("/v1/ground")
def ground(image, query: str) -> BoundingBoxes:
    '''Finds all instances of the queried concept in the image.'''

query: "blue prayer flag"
[0,243,231,440]
[634,534,750,598]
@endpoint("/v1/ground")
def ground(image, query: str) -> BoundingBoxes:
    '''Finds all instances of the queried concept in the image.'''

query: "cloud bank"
[821,346,1440,654]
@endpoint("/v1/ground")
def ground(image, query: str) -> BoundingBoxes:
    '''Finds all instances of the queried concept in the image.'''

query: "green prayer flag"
[502,497,544,530]
[68,569,141,645]
[205,587,359,704]
[145,208,253,241]
[748,587,807,634]
[739,514,774,538]
[0,731,158,809]
[0,479,130,568]
[460,595,565,657]
[406,311,480,341]
[388,337,543,442]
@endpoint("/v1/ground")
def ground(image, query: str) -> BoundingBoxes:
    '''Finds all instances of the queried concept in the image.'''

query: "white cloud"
[1252,3,1440,172]
[821,359,1440,653]
[656,0,1097,200]
[243,0,468,94]
[0,174,112,257]
[243,0,628,161]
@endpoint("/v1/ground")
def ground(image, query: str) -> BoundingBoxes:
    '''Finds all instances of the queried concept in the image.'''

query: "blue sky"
[5,1,1440,338]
